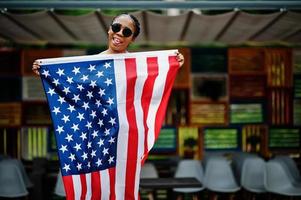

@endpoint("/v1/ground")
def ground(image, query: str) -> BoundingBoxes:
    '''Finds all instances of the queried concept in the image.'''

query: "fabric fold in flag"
[39,50,180,200]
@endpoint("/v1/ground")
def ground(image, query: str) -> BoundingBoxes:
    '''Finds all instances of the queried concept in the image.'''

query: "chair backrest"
[0,160,29,198]
[241,157,266,193]
[5,159,33,188]
[274,156,301,182]
[203,156,240,192]
[54,170,66,197]
[232,152,258,184]
[264,160,293,192]
[140,163,158,179]
[174,159,203,182]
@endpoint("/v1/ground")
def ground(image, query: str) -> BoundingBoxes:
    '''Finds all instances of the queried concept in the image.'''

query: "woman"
[32,13,184,74]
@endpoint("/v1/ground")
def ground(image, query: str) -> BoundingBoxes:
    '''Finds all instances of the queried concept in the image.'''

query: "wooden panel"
[230,102,264,124]
[293,48,301,74]
[294,75,301,98]
[0,103,21,127]
[242,125,268,157]
[173,48,191,89]
[0,48,21,76]
[22,102,51,125]
[191,48,227,73]
[268,127,300,153]
[191,74,228,101]
[268,89,292,125]
[0,128,20,158]
[21,49,62,75]
[190,102,228,125]
[265,48,292,88]
[21,127,49,160]
[228,48,265,74]
[22,76,46,101]
[294,99,301,125]
[230,74,266,99]
[178,126,201,159]
[202,127,240,151]
[164,89,189,126]
[0,77,21,102]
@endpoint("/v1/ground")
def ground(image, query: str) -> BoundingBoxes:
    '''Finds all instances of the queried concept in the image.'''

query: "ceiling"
[0,10,300,46]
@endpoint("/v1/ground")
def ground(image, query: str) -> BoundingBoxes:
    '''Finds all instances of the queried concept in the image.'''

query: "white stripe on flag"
[147,55,169,151]
[85,173,92,200]
[133,56,148,199]
[100,170,110,200]
[114,58,129,200]
[72,175,82,200]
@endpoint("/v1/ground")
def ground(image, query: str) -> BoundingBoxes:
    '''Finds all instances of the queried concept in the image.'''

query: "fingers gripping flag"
[39,50,180,200]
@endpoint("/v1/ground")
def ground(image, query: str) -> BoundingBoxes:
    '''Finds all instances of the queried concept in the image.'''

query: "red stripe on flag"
[80,174,87,200]
[91,171,101,200]
[141,57,159,162]
[62,175,75,200]
[154,56,179,139]
[109,168,116,200]
[125,58,139,200]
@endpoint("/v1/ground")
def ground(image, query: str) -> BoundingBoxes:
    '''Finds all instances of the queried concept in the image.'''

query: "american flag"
[39,50,179,200]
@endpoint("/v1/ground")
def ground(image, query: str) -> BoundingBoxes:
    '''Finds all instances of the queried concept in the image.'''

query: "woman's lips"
[112,37,123,46]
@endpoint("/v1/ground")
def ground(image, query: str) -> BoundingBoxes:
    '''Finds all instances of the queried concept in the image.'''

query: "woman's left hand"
[176,52,184,67]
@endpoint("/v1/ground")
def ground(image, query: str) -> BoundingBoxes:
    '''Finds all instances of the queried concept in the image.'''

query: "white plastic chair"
[241,157,266,193]
[232,152,258,184]
[173,159,204,193]
[0,160,29,198]
[274,155,301,186]
[9,159,33,188]
[203,156,240,193]
[140,163,159,179]
[264,160,301,196]
[54,170,66,197]
[140,163,158,200]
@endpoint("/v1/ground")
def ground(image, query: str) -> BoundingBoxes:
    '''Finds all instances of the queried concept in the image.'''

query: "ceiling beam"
[1,1,301,10]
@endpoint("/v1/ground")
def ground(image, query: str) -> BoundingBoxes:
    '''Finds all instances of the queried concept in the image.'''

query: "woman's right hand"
[32,60,40,75]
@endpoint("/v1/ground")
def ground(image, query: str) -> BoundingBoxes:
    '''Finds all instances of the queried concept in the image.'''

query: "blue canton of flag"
[40,60,119,176]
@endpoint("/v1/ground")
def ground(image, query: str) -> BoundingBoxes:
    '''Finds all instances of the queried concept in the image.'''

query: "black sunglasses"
[111,23,133,38]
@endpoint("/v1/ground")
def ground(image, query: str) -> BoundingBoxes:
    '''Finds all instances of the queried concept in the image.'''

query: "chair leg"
[176,194,183,200]
[192,194,199,200]
[147,192,155,200]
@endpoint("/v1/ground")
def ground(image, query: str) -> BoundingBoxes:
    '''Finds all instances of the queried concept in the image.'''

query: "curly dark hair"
[112,13,141,38]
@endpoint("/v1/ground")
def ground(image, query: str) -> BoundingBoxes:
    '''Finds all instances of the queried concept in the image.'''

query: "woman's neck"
[102,48,128,54]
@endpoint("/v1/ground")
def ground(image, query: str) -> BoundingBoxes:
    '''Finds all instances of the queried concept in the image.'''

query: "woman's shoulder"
[99,50,109,54]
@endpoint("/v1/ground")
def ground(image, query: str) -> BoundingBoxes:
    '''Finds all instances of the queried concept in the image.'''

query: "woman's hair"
[112,13,141,38]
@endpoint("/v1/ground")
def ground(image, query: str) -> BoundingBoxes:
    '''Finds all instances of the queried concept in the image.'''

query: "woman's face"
[107,15,135,53]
